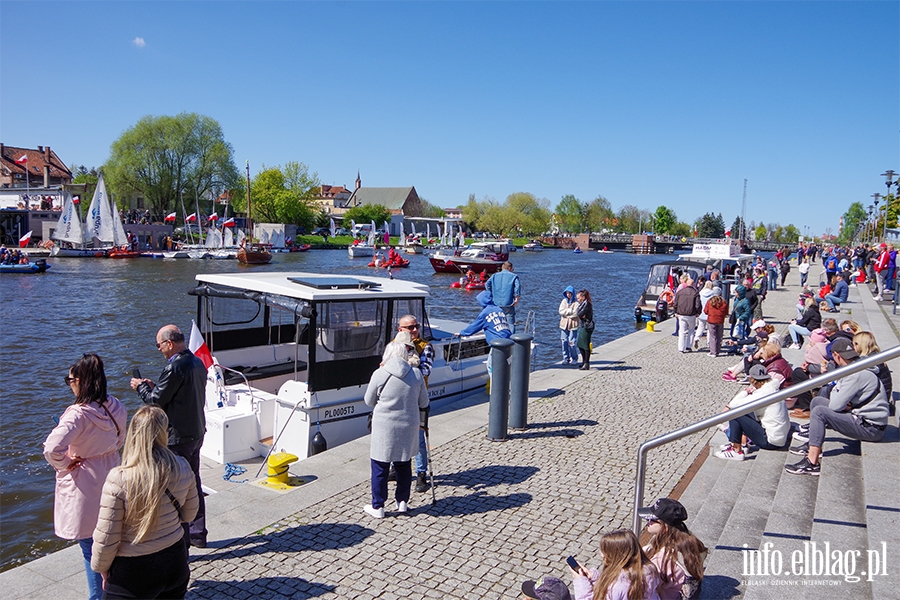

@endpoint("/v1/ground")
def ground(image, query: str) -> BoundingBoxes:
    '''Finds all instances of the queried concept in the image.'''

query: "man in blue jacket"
[457,291,512,376]
[824,273,849,312]
[485,262,521,333]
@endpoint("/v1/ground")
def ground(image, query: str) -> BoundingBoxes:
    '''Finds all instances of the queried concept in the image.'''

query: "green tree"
[730,215,744,239]
[840,201,867,243]
[415,198,446,219]
[235,162,321,230]
[695,212,726,238]
[671,221,692,237]
[461,193,484,231]
[342,204,392,227]
[584,195,614,232]
[754,223,768,241]
[653,205,677,234]
[555,194,584,233]
[506,192,551,236]
[105,113,240,218]
[617,205,643,233]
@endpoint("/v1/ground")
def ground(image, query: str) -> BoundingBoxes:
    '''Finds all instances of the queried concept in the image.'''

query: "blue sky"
[2,1,897,237]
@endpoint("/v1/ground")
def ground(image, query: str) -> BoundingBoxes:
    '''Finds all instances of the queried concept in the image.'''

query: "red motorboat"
[428,245,507,274]
[108,246,141,258]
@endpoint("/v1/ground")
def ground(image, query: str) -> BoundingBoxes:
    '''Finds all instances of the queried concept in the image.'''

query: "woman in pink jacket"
[43,353,127,600]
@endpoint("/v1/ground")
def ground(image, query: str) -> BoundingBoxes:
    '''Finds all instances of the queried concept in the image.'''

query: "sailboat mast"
[246,161,252,240]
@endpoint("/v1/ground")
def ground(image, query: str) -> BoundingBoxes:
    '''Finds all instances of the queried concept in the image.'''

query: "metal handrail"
[631,345,900,535]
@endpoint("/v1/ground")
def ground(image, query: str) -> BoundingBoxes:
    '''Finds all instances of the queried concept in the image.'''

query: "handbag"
[584,319,595,333]
[729,312,737,326]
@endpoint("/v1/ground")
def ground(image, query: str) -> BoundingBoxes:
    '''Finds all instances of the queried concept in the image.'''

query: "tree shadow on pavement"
[191,522,374,562]
[188,575,336,599]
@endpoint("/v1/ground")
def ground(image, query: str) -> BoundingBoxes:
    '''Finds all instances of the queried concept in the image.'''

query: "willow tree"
[231,162,321,229]
[105,113,240,217]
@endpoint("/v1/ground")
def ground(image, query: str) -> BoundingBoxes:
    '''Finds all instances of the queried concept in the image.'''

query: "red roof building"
[0,144,72,189]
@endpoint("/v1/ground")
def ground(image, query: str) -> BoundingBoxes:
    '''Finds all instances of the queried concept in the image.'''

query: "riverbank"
[4,264,897,599]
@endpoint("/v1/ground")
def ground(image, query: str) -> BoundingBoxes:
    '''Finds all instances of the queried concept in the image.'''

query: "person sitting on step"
[715,364,790,461]
[786,338,890,476]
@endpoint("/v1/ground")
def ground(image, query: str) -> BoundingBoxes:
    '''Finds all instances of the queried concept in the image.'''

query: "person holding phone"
[569,529,661,600]
[638,498,707,600]
[44,353,127,600]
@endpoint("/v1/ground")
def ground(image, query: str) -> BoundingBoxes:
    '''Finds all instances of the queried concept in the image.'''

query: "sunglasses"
[155,340,170,349]
[64,376,77,385]
[400,324,419,330]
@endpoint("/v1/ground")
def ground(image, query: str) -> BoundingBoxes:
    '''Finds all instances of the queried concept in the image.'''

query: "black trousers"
[103,538,189,599]
[169,438,206,544]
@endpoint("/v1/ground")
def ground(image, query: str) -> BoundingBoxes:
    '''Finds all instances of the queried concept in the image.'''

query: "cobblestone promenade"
[185,280,807,599]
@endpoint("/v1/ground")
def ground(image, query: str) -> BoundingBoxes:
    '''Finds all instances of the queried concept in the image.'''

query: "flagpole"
[245,161,252,241]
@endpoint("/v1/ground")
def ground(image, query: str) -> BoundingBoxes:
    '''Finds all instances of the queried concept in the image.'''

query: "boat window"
[315,300,387,361]
[196,290,306,352]
[444,339,490,362]
[390,298,431,340]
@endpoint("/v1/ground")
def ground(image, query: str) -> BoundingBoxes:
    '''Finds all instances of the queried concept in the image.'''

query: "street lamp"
[868,205,875,243]
[882,170,897,239]
[872,193,882,242]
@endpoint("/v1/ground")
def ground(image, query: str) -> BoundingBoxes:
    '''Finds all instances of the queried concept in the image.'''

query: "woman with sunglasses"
[43,353,127,600]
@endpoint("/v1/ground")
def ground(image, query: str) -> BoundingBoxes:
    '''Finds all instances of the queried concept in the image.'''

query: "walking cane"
[424,423,436,505]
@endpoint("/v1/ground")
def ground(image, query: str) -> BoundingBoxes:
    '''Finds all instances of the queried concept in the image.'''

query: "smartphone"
[132,368,142,379]
[565,556,580,571]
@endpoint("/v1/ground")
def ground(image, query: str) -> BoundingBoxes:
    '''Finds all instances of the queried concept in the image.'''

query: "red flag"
[189,320,214,370]
[667,271,675,291]
[19,230,32,248]
[222,217,235,228]
[186,213,197,223]
[15,155,27,165]
[207,213,218,222]
[164,212,176,222]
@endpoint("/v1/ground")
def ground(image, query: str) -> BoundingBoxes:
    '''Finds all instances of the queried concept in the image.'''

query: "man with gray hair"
[130,324,209,547]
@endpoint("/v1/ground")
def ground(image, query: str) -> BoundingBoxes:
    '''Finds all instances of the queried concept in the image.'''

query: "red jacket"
[875,250,890,273]
[704,298,729,325]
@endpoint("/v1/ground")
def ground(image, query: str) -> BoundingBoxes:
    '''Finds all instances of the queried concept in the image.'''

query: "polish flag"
[725,227,732,238]
[19,230,32,248]
[189,320,214,369]
[207,213,218,222]
[186,213,197,223]
[222,217,235,227]
[164,212,176,222]
[15,155,28,165]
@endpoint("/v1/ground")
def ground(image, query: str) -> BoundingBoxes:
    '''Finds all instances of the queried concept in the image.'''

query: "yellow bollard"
[646,321,656,332]
[267,452,298,484]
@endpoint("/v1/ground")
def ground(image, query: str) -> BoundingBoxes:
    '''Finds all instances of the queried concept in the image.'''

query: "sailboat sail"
[223,228,234,247]
[85,174,115,244]
[237,229,247,245]
[52,193,85,244]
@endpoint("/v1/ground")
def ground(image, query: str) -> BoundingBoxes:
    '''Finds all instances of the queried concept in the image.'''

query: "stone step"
[699,446,784,600]
[862,423,900,600]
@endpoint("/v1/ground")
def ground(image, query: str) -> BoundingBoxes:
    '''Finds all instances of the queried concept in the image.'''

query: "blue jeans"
[501,306,516,334]
[371,459,411,509]
[415,429,428,474]
[788,324,811,344]
[727,414,784,450]
[824,293,843,311]
[78,538,103,600]
[887,266,896,291]
[800,271,808,287]
[768,270,778,290]
[560,328,578,362]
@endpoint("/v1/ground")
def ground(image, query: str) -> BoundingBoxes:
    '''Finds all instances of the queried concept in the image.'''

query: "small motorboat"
[573,246,583,254]
[0,259,50,274]
[523,241,543,252]
[597,249,614,254]
[108,246,142,258]
[288,244,311,252]
[465,282,486,291]
[238,243,273,265]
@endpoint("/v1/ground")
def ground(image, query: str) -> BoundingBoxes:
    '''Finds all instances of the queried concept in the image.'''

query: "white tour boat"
[193,271,491,465]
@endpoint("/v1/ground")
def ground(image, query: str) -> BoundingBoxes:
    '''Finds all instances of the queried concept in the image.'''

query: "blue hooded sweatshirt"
[459,291,512,342]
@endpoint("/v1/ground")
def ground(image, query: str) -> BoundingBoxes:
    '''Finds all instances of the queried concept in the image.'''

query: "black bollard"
[487,338,514,441]
[509,333,533,430]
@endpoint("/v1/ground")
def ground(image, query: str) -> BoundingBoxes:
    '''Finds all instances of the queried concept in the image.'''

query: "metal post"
[486,338,514,441]
[508,333,533,430]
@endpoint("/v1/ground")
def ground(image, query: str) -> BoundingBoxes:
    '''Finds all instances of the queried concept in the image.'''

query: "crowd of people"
[0,245,31,264]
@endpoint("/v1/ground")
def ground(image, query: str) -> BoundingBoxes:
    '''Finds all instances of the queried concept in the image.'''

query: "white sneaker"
[789,343,801,350]
[363,504,384,519]
[875,296,883,302]
[396,500,409,513]
[714,446,745,461]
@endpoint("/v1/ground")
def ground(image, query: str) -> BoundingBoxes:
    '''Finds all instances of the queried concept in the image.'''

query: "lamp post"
[872,193,882,242]
[868,205,874,243]
[882,170,897,239]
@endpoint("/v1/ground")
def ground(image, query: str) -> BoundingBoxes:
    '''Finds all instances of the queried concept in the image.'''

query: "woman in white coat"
[363,331,429,518]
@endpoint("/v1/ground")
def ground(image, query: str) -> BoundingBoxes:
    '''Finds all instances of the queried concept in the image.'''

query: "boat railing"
[214,364,256,404]
[630,345,900,535]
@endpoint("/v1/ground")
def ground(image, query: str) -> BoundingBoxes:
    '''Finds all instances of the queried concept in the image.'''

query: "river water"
[0,247,663,571]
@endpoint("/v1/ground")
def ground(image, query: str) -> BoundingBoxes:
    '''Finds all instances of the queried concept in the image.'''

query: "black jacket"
[138,349,207,445]
[797,305,822,330]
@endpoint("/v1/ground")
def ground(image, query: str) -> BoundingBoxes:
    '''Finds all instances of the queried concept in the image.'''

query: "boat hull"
[348,245,375,258]
[0,260,50,273]
[429,256,504,274]
[51,247,109,257]
[238,246,273,264]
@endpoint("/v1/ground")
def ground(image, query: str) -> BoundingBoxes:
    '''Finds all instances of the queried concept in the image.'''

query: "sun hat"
[751,320,767,330]
[521,577,572,600]
[748,364,771,380]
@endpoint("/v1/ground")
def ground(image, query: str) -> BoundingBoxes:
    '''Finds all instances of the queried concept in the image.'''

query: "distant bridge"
[538,233,787,254]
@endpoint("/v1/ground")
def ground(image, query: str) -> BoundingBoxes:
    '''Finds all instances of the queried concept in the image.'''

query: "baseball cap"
[831,337,859,360]
[638,498,688,530]
[748,364,771,380]
[751,320,767,330]
[521,577,572,600]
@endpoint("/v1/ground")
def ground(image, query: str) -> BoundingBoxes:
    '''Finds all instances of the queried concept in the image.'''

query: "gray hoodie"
[364,356,429,462]
[828,365,889,425]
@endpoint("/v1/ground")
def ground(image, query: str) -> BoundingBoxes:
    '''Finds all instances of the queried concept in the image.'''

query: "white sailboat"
[51,173,122,257]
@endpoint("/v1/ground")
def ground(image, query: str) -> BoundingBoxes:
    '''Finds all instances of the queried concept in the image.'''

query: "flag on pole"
[189,320,214,369]
[164,212,177,222]
[19,230,32,248]
[207,213,218,222]
[15,155,27,165]
[222,217,235,227]
[725,227,732,238]
[186,213,197,223]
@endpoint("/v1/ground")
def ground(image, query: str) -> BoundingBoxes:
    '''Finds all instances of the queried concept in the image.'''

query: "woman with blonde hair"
[853,331,893,402]
[92,405,198,599]
[44,353,127,600]
[840,320,861,335]
[571,529,661,600]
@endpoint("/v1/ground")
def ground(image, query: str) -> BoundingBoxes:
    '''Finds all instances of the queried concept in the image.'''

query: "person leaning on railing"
[785,338,890,476]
